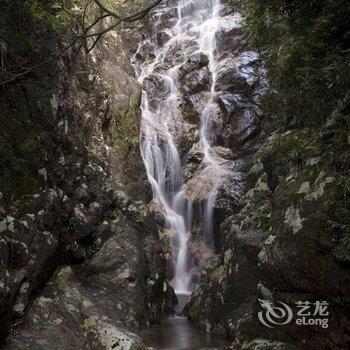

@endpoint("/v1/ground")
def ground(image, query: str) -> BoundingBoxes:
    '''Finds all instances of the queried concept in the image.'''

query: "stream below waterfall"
[142,316,229,350]
[141,293,230,349]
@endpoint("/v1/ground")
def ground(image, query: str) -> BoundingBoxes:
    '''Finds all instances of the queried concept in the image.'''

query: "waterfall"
[133,0,229,294]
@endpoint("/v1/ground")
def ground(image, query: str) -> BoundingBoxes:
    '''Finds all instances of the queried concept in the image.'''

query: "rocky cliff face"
[0,1,174,348]
[183,3,350,350]
[186,120,350,349]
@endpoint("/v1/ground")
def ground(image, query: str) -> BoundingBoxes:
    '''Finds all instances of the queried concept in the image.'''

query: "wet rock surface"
[168,3,350,350]
[186,125,350,349]
[131,0,268,291]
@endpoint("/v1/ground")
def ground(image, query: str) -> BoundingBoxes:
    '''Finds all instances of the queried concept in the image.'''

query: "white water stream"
[134,0,229,294]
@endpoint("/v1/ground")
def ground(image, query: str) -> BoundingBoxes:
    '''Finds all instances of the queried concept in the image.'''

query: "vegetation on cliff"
[241,0,349,128]
[0,0,160,86]
[0,0,156,207]
[240,0,350,261]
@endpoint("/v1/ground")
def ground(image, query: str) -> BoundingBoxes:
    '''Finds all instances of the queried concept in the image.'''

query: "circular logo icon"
[258,299,293,328]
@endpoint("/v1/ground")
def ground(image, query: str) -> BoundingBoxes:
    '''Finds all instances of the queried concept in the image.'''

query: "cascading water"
[133,0,232,295]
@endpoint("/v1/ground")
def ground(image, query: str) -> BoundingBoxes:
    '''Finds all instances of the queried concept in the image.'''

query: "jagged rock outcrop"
[4,194,176,349]
[186,96,350,349]
[4,266,146,350]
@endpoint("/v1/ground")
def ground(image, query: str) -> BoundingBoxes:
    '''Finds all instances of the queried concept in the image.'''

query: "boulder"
[143,73,170,103]
[215,51,264,97]
[215,13,247,55]
[188,127,350,348]
[179,52,209,76]
[217,92,263,151]
[182,66,211,95]
[3,267,146,350]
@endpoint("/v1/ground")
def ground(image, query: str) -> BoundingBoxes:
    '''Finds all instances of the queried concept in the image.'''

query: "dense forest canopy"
[238,0,349,127]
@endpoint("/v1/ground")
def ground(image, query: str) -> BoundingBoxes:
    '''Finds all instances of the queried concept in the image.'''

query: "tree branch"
[0,0,163,85]
[93,0,120,18]
[121,0,163,22]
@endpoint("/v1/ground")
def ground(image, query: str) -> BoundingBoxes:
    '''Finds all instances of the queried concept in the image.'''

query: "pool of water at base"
[141,316,230,350]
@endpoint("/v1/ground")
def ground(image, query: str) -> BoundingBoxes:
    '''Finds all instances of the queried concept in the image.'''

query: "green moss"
[29,1,70,29]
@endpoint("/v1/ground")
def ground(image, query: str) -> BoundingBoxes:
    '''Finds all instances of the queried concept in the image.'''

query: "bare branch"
[121,0,163,22]
[85,12,111,33]
[83,0,94,24]
[0,0,163,85]
[93,0,120,18]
